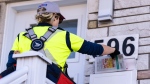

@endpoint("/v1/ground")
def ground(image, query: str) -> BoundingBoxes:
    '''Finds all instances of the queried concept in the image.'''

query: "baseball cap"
[38,1,65,20]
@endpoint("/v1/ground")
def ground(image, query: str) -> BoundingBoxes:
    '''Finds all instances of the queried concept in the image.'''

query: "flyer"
[95,54,125,73]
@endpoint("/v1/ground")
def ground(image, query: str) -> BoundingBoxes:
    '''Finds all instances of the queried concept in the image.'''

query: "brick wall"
[85,0,150,84]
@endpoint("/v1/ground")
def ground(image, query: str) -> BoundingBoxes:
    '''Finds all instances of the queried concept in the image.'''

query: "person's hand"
[109,49,120,59]
[14,51,20,54]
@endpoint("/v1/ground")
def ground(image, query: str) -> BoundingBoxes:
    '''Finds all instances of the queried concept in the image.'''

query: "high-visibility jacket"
[7,23,104,70]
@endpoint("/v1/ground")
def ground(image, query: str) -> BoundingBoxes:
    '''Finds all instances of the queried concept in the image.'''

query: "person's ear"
[54,17,57,21]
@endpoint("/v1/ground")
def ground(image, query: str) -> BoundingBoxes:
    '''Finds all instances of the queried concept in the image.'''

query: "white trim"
[90,70,137,84]
[0,66,28,83]
[13,51,52,64]
[0,0,87,72]
[10,74,27,84]
[45,78,55,84]
[69,73,78,83]
[0,5,17,72]
[8,0,86,11]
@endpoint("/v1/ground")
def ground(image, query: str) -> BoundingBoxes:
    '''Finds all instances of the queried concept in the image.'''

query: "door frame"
[0,0,88,72]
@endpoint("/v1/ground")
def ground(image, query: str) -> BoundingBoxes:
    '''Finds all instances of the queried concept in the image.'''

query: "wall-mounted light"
[98,0,113,21]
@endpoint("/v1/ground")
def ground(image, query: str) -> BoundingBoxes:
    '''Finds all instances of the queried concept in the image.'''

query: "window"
[59,19,78,59]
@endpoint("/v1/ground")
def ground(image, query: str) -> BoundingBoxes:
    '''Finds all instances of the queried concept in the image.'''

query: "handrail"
[45,78,55,84]
[13,51,52,64]
[10,74,27,84]
[0,51,55,84]
[0,66,28,84]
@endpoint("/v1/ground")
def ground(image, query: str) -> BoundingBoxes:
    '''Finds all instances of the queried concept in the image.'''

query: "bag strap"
[64,63,69,77]
[25,27,71,75]
[24,26,58,52]
[24,28,72,52]
[25,27,37,40]
[40,26,57,42]
[25,26,57,42]
[57,63,69,76]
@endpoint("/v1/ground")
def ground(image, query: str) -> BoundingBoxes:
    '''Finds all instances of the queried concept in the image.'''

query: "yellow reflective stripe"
[45,49,57,64]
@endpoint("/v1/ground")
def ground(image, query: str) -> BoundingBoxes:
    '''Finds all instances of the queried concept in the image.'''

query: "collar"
[36,23,64,30]
[37,23,52,26]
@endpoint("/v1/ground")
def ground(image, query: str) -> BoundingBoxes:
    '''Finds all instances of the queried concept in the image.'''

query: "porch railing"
[0,51,55,84]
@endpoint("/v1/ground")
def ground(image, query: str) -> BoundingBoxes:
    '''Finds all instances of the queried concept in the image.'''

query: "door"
[2,2,87,84]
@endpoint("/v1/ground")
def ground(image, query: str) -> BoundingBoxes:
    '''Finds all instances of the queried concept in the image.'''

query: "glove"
[109,49,120,59]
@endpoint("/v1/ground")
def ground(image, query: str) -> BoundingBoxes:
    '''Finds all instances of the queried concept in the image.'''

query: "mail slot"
[90,54,137,84]
[95,54,136,73]
[90,70,137,84]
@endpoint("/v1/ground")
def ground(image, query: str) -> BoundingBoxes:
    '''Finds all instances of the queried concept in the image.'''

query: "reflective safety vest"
[11,26,84,70]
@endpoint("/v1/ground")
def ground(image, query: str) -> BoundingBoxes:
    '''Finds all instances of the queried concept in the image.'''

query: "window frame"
[64,15,82,62]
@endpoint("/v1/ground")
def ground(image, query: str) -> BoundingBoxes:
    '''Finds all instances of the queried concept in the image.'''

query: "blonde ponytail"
[36,7,58,23]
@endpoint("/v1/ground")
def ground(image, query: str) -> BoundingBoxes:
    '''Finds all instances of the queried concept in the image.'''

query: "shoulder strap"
[25,27,37,41]
[40,26,57,42]
[23,26,58,52]
[66,31,73,52]
[24,26,57,42]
